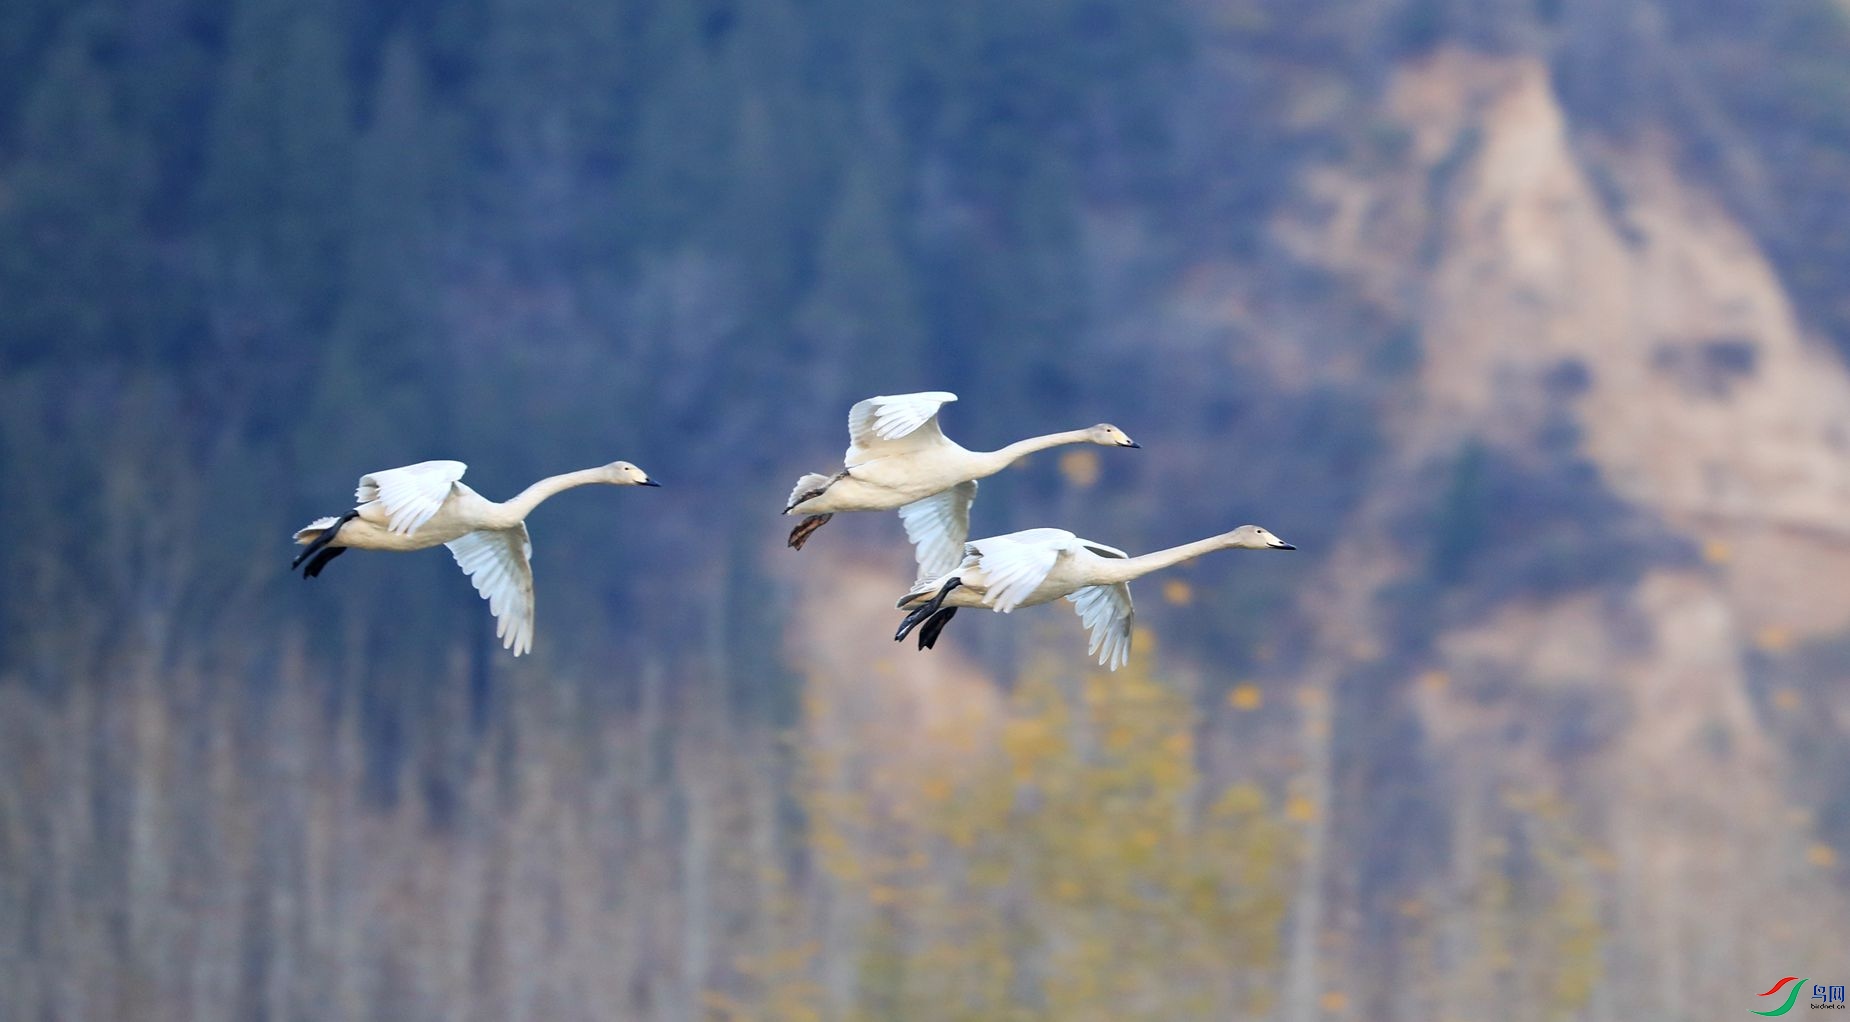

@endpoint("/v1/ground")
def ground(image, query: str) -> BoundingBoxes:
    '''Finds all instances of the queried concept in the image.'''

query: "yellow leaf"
[1058,449,1100,488]
[1418,669,1449,693]
[1228,684,1263,711]
[1285,794,1317,823]
[1755,625,1793,653]
[1773,688,1802,711]
[1215,782,1266,816]
[1132,625,1157,653]
[1319,990,1349,1012]
[1702,539,1731,565]
[1809,843,1837,868]
[1162,578,1194,605]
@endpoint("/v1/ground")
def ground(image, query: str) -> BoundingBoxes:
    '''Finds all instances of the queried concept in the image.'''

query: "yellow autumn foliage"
[1398,786,1604,1021]
[1058,449,1101,488]
[744,653,1298,1020]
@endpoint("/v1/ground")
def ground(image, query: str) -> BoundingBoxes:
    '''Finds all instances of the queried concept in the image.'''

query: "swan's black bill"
[1272,542,1296,550]
[1123,441,1142,448]
[640,478,662,487]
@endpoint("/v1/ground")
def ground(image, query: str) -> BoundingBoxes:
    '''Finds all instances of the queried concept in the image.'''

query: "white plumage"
[786,391,1140,578]
[445,526,535,658]
[356,460,467,535]
[852,391,958,452]
[895,524,1295,671]
[291,458,658,657]
[894,480,977,583]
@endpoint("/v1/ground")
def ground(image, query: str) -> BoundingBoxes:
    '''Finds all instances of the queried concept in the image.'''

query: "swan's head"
[1087,423,1140,448]
[602,461,661,487]
[1225,525,1294,550]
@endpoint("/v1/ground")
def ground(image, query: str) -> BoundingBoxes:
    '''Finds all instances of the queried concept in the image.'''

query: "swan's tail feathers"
[785,472,834,513]
[293,516,343,544]
[787,514,833,550]
[917,607,958,650]
[896,572,952,609]
[292,509,358,574]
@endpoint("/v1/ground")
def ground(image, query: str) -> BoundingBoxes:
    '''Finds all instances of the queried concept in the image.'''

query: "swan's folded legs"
[917,607,957,650]
[293,509,359,572]
[894,604,930,642]
[301,546,347,578]
[895,577,962,642]
[787,514,833,550]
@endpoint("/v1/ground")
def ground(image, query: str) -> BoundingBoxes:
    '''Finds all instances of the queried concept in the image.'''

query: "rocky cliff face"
[1269,47,1850,1015]
[786,44,1850,1018]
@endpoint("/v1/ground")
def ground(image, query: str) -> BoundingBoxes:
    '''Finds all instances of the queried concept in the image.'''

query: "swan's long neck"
[1091,535,1234,585]
[975,429,1094,476]
[487,468,608,528]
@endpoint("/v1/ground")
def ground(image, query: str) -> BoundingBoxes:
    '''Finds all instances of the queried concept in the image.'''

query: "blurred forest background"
[6,0,1850,1018]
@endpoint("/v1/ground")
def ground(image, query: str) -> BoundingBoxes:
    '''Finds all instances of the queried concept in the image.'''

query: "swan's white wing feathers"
[446,526,536,657]
[897,481,977,580]
[1066,582,1134,671]
[846,391,957,465]
[968,528,1073,613]
[357,460,467,535]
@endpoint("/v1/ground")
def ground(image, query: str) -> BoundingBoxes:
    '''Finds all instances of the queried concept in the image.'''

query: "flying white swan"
[785,391,1140,577]
[290,459,659,656]
[893,524,1295,671]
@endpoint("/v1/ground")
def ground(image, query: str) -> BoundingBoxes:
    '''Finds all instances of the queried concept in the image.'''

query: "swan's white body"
[786,392,1139,577]
[896,524,1295,671]
[292,459,657,657]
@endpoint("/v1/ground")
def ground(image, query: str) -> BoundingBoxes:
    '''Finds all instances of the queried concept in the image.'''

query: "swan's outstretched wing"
[968,528,1073,612]
[845,392,957,465]
[446,526,535,657]
[356,460,467,535]
[1066,583,1134,672]
[897,481,977,580]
